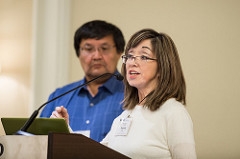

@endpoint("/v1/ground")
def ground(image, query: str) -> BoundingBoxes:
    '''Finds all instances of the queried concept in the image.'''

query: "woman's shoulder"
[158,99,193,124]
[158,98,189,116]
[161,98,185,109]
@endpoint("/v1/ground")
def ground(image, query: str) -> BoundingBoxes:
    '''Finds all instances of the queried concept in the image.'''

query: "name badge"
[115,117,132,136]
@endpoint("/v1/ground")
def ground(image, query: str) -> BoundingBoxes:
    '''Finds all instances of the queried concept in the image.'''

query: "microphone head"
[115,74,124,81]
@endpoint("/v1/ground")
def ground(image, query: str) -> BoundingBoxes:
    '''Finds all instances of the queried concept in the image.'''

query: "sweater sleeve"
[167,106,197,159]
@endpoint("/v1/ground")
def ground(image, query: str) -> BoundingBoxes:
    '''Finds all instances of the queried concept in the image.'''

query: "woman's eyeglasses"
[121,55,157,64]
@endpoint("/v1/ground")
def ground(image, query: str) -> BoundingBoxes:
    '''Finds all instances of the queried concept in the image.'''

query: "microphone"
[115,73,124,81]
[15,73,124,135]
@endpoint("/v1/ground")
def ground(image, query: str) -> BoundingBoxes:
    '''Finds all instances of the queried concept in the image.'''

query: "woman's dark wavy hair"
[121,29,186,111]
[74,20,125,57]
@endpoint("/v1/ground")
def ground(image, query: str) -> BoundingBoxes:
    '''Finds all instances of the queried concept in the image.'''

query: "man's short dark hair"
[74,20,125,57]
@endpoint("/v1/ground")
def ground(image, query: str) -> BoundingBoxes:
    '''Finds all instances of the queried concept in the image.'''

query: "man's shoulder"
[52,79,83,95]
[104,77,124,93]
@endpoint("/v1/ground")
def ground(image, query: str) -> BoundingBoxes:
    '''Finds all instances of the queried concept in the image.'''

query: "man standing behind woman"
[40,20,125,142]
[101,28,197,158]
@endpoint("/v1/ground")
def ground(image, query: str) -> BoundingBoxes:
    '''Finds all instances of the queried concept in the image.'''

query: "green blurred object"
[1,118,69,135]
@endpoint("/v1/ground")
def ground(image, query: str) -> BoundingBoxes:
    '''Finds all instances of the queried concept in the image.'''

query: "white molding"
[30,0,71,112]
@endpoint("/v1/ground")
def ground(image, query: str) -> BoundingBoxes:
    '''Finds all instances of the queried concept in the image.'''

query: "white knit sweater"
[101,98,197,159]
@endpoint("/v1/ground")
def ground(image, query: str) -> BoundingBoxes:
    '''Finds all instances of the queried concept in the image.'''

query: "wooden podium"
[0,133,130,159]
[47,133,130,159]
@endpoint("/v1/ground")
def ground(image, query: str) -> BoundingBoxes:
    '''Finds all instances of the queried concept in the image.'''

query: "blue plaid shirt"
[40,72,124,142]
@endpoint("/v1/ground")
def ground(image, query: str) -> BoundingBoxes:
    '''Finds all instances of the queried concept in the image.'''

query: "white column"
[30,0,71,112]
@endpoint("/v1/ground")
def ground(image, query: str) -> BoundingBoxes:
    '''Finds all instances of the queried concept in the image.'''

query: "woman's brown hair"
[121,29,186,111]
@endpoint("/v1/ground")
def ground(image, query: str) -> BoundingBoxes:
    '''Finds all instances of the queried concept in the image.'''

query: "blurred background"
[0,0,240,158]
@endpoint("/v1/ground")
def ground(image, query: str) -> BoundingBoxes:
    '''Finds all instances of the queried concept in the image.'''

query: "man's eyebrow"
[82,43,92,46]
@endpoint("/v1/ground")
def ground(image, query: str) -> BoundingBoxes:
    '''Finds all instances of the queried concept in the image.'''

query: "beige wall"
[0,0,240,158]
[0,0,32,133]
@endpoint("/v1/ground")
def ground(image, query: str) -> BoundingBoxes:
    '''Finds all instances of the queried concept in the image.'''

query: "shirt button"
[90,103,94,106]
[86,120,90,124]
